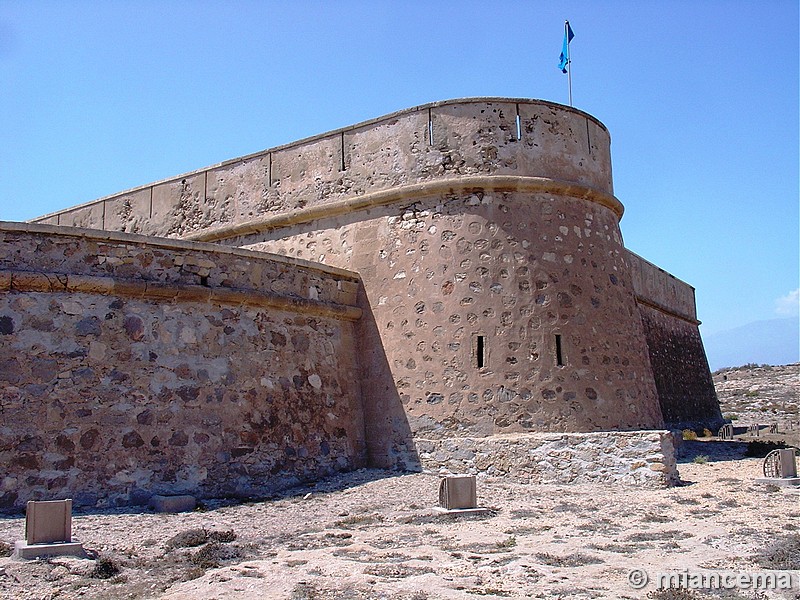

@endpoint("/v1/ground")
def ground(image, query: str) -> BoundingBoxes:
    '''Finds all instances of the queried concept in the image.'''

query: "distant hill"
[702,317,799,371]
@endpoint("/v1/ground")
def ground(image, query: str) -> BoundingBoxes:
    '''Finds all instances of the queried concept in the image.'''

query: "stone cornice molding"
[0,269,362,322]
[186,175,624,243]
[635,295,701,326]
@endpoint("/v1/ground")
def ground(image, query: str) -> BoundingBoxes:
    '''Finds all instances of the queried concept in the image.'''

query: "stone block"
[778,449,797,478]
[13,540,85,560]
[12,499,85,560]
[149,494,196,513]
[25,499,72,544]
[66,274,115,295]
[438,475,477,510]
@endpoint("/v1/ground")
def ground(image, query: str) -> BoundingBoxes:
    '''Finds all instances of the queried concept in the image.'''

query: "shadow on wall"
[355,287,420,471]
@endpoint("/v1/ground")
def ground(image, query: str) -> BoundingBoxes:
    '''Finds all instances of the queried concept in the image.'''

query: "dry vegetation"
[0,365,797,600]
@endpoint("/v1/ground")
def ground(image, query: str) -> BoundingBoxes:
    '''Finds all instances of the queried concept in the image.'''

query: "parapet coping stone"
[0,220,361,282]
[30,97,609,223]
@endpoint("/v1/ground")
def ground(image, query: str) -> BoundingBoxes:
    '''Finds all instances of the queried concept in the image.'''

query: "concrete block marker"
[778,448,798,478]
[755,448,800,488]
[13,499,85,559]
[434,475,490,516]
[149,494,197,513]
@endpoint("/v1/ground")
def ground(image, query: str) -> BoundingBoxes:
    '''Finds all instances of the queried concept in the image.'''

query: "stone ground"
[714,364,800,441]
[0,365,797,600]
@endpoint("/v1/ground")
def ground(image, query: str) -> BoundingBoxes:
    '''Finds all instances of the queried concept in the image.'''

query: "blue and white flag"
[558,22,574,73]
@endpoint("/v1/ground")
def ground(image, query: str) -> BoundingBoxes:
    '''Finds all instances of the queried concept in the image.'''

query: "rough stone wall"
[417,430,679,488]
[240,188,665,441]
[637,304,723,429]
[628,252,722,429]
[28,98,674,447]
[0,223,367,509]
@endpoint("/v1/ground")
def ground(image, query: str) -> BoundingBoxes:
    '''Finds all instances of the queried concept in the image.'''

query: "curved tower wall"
[139,98,664,463]
[32,99,614,237]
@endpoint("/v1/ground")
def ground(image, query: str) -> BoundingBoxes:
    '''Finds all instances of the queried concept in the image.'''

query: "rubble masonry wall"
[628,252,722,429]
[14,98,722,491]
[0,223,366,509]
[418,430,679,488]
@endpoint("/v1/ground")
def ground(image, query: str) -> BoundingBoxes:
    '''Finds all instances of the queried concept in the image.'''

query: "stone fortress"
[0,98,723,509]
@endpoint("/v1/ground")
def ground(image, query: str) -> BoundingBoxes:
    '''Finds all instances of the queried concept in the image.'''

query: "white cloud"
[775,288,800,316]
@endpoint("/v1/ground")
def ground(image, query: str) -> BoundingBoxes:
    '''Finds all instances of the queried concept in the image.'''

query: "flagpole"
[566,21,573,106]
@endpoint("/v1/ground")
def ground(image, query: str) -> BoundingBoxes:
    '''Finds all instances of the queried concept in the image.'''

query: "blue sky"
[1,1,798,353]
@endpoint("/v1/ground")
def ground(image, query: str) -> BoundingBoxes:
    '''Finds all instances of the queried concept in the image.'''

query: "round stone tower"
[226,99,666,460]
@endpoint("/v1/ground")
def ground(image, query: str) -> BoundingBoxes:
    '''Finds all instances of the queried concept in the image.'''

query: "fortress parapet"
[33,98,617,239]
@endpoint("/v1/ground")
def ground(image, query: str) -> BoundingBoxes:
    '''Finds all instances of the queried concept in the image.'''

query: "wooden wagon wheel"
[763,450,782,478]
[763,447,800,478]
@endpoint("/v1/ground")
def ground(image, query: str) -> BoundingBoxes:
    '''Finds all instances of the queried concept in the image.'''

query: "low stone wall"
[416,430,679,488]
[0,223,367,510]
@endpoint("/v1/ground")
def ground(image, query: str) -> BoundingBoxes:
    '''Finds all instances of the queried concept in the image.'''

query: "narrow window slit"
[428,108,434,146]
[585,119,592,154]
[555,334,564,366]
[340,132,347,171]
[476,335,486,369]
[515,104,522,141]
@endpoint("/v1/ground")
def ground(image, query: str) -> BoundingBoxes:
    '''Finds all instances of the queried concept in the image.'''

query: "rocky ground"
[0,365,798,600]
[713,364,799,438]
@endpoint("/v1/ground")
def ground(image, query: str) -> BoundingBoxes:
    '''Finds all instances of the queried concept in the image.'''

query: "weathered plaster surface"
[33,99,614,237]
